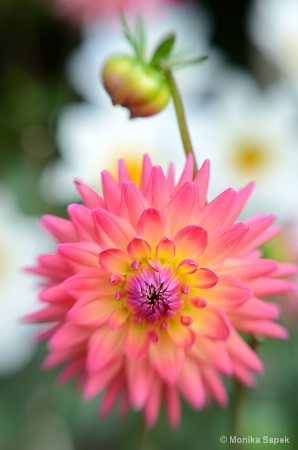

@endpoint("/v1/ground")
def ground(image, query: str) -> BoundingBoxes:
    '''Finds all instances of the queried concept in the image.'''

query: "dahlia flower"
[28,155,295,427]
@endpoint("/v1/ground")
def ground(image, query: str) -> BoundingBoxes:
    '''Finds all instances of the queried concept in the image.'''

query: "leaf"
[165,54,208,70]
[120,14,139,55]
[150,34,176,67]
[135,16,146,58]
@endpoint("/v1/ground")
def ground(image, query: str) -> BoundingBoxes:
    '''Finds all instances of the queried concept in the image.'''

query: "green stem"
[164,70,198,176]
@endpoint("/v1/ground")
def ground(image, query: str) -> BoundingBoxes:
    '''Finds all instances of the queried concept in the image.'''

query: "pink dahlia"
[27,155,295,427]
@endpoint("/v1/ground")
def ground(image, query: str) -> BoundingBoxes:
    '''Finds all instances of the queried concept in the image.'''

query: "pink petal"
[68,204,97,241]
[86,326,124,373]
[188,268,219,289]
[198,188,236,232]
[203,275,252,310]
[101,170,121,214]
[144,378,162,428]
[164,182,200,236]
[39,283,72,303]
[193,159,210,208]
[227,330,263,373]
[49,322,90,351]
[124,323,149,360]
[178,356,206,408]
[173,154,194,194]
[99,248,132,273]
[144,166,170,210]
[235,214,276,256]
[230,317,288,339]
[167,317,196,349]
[118,158,132,184]
[219,257,278,279]
[165,385,181,428]
[249,277,295,297]
[156,237,175,262]
[177,259,198,275]
[201,366,227,407]
[92,208,135,252]
[83,358,123,400]
[229,296,279,320]
[140,154,153,193]
[192,306,231,340]
[198,223,249,269]
[31,253,70,281]
[64,268,110,297]
[150,332,184,383]
[174,225,208,261]
[58,242,101,271]
[137,208,169,249]
[126,359,153,410]
[41,215,77,242]
[190,339,233,376]
[120,181,148,229]
[67,297,117,327]
[74,179,105,209]
[224,182,254,225]
[127,237,151,261]
[100,375,124,417]
[109,306,130,329]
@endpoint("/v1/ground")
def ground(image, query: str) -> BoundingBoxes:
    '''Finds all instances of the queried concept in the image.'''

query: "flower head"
[28,155,295,427]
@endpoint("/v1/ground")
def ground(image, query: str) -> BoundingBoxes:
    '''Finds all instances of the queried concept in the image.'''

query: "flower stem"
[164,69,198,176]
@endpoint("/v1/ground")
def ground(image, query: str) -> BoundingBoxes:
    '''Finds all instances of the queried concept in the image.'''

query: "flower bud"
[102,55,170,118]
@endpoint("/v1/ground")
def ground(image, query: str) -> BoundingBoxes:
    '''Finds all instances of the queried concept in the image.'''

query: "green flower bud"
[102,55,170,118]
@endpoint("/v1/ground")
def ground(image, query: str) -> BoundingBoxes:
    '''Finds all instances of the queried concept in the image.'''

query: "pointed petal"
[68,204,97,241]
[92,208,135,251]
[137,207,169,250]
[156,237,175,262]
[101,170,121,214]
[83,358,123,400]
[126,359,153,410]
[202,275,251,310]
[150,332,184,383]
[86,326,124,373]
[124,323,149,360]
[109,306,130,329]
[198,188,236,232]
[224,182,254,225]
[58,241,101,270]
[164,182,200,235]
[167,317,196,349]
[144,166,170,210]
[74,179,105,209]
[188,268,218,289]
[127,237,151,261]
[173,154,194,194]
[165,385,181,428]
[120,181,148,229]
[198,223,249,269]
[193,159,210,208]
[178,356,206,408]
[99,248,131,273]
[174,225,208,261]
[140,154,153,193]
[192,306,231,340]
[41,215,77,242]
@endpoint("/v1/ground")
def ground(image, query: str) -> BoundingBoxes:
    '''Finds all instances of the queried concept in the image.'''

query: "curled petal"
[99,248,131,273]
[177,259,198,275]
[137,208,169,250]
[127,237,151,261]
[156,237,175,262]
[189,268,218,289]
[124,323,150,360]
[174,225,208,261]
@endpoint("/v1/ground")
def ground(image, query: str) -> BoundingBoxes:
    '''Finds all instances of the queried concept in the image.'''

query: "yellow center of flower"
[231,140,270,176]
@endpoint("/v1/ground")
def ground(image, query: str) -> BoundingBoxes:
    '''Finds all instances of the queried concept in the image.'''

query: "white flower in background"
[186,70,298,220]
[249,0,298,82]
[66,3,213,106]
[0,189,49,375]
[41,102,186,202]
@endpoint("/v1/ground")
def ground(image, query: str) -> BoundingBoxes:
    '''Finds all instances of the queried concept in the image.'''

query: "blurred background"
[1,0,298,448]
